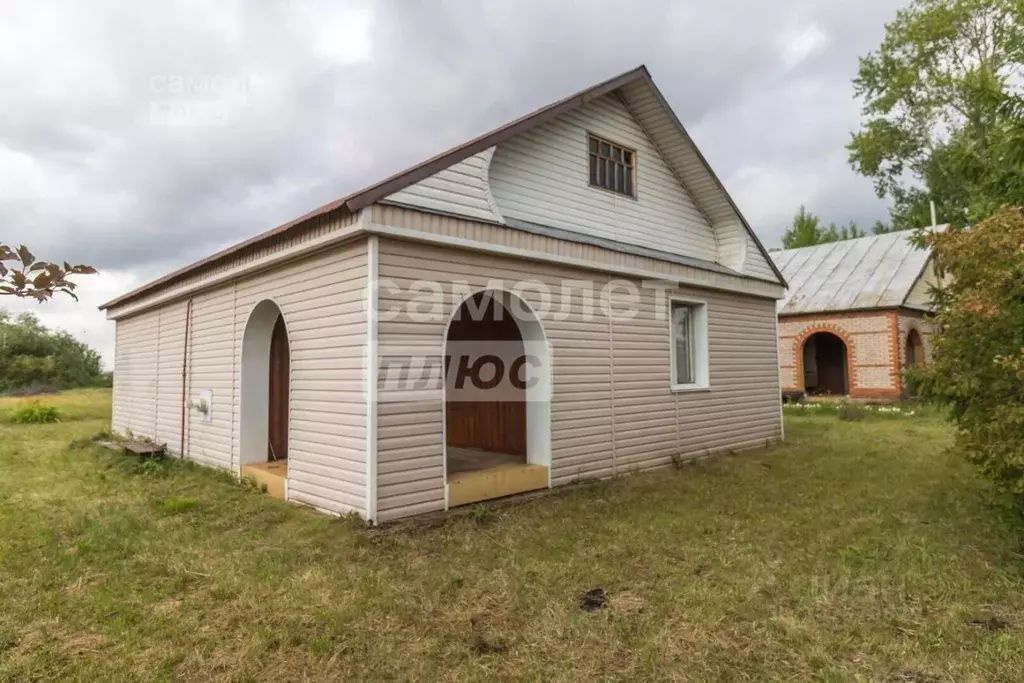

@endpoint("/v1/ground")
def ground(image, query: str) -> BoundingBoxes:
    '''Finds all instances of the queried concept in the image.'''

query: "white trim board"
[364,221,785,301]
[668,295,710,392]
[365,235,379,523]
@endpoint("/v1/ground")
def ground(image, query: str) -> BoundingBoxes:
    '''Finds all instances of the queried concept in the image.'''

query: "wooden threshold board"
[241,461,288,500]
[447,464,548,507]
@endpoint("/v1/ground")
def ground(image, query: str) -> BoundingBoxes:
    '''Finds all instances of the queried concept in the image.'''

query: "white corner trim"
[365,234,379,523]
[775,308,785,442]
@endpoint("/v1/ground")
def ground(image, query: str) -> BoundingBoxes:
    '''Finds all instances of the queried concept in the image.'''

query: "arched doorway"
[906,329,924,367]
[239,300,290,499]
[802,331,849,396]
[443,290,551,507]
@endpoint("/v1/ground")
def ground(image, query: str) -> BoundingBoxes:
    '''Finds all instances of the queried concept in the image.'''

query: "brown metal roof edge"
[343,66,651,211]
[103,64,786,308]
[635,77,788,289]
[100,66,650,311]
[98,203,355,311]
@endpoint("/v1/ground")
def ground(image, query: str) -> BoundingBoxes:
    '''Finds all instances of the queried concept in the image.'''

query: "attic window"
[588,134,635,197]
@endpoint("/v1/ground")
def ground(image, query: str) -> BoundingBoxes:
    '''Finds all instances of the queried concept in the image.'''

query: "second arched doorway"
[238,299,291,499]
[802,331,849,396]
[443,290,551,507]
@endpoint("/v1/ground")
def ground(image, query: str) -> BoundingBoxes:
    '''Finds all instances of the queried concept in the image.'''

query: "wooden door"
[445,371,527,455]
[268,315,289,460]
[445,295,527,456]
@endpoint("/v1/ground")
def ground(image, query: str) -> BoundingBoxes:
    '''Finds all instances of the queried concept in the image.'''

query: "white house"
[101,66,788,522]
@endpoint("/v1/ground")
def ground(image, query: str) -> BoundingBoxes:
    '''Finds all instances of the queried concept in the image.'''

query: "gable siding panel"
[488,93,719,264]
[618,79,777,280]
[384,152,500,223]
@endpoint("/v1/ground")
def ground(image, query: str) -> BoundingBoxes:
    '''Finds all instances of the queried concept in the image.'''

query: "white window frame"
[669,297,710,392]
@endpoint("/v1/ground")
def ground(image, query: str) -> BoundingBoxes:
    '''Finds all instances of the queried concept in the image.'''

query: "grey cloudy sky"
[1,0,905,366]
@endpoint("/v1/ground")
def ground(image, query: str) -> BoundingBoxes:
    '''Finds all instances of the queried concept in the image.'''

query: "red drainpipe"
[179,298,194,459]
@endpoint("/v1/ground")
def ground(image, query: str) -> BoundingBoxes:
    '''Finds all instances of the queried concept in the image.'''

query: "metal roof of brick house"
[771,230,940,315]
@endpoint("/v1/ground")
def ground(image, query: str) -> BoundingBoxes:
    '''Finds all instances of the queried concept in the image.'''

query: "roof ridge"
[101,65,786,311]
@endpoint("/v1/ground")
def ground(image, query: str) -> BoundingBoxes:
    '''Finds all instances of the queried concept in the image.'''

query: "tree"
[782,207,867,248]
[849,0,1024,229]
[0,244,96,301]
[913,207,1024,497]
[782,206,824,248]
[0,310,104,393]
[822,221,866,242]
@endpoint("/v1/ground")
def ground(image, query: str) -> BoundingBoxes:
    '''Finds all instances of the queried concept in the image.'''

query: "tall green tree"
[0,311,104,393]
[782,206,823,248]
[781,207,867,248]
[913,207,1024,497]
[849,0,1024,229]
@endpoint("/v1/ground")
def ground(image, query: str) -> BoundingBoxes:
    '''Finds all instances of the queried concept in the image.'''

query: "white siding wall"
[154,302,188,453]
[488,93,719,264]
[111,240,369,516]
[743,235,778,281]
[370,204,784,301]
[375,238,782,521]
[232,243,369,513]
[380,89,781,286]
[384,149,501,223]
[111,310,159,437]
[185,287,236,469]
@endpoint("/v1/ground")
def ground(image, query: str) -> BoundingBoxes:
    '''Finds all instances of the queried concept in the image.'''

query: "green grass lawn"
[2,390,1024,681]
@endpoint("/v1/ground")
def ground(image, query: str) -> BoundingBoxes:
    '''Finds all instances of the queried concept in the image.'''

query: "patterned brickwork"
[897,310,937,367]
[778,310,902,400]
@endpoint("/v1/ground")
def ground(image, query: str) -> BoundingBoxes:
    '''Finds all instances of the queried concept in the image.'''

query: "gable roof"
[100,65,783,311]
[772,230,940,315]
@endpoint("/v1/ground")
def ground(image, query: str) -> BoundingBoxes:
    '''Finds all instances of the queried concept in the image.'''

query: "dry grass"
[2,389,1024,681]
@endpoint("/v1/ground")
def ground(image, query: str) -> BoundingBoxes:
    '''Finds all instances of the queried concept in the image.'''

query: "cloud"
[780,23,832,71]
[1,0,908,364]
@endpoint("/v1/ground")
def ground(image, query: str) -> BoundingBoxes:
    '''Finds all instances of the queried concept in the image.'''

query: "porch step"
[241,461,288,500]
[448,464,548,507]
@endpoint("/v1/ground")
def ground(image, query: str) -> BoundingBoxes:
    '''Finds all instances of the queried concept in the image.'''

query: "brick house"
[772,231,941,401]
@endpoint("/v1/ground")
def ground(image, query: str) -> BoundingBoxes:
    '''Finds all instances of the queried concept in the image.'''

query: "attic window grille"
[588,135,635,197]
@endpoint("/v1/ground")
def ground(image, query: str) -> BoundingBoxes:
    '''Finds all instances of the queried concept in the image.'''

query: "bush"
[915,207,1024,496]
[6,400,61,424]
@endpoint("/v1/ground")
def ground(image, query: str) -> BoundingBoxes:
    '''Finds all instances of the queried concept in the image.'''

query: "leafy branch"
[0,244,97,302]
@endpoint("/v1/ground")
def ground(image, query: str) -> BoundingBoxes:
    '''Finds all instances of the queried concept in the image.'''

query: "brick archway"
[905,328,924,367]
[794,325,857,396]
